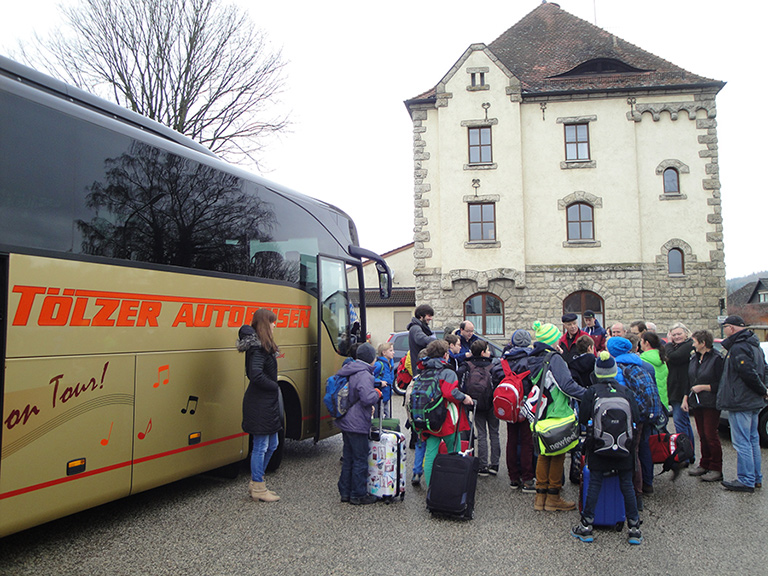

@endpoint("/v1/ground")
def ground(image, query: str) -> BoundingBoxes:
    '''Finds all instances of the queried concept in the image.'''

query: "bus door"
[314,256,352,442]
[0,254,6,475]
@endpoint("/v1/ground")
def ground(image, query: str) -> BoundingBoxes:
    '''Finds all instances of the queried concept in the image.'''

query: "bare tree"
[19,0,288,165]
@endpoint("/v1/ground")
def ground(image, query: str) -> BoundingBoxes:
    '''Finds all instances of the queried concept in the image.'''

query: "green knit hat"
[532,321,561,346]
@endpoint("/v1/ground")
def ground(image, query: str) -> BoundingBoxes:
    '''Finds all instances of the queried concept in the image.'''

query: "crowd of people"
[234,303,768,546]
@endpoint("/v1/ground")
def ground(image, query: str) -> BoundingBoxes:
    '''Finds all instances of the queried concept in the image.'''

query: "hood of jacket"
[406,317,433,336]
[722,328,760,352]
[615,353,643,367]
[530,341,555,356]
[502,346,531,361]
[237,325,260,352]
[421,357,447,371]
[337,359,374,378]
[640,348,663,368]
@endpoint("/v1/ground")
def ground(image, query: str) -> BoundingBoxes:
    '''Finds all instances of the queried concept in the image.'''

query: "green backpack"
[408,367,446,433]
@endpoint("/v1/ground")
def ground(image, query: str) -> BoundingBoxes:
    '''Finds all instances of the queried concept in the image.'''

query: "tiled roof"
[406,2,723,104]
[351,288,415,308]
[728,282,756,308]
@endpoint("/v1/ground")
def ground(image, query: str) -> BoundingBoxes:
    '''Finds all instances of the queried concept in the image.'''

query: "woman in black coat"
[237,308,283,502]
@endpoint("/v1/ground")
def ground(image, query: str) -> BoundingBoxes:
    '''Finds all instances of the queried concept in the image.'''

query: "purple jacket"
[334,360,380,434]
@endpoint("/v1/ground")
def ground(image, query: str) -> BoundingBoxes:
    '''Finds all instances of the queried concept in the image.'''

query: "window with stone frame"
[563,290,605,327]
[471,72,486,87]
[668,247,685,275]
[464,292,504,336]
[663,167,680,194]
[564,123,590,161]
[468,202,496,242]
[566,202,594,241]
[468,126,492,164]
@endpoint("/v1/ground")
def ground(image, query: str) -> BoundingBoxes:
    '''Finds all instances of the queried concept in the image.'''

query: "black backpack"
[590,384,634,458]
[408,367,446,433]
[464,361,493,412]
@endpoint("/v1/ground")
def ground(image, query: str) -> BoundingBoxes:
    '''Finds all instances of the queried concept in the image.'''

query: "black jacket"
[238,326,283,436]
[569,352,597,390]
[407,317,435,375]
[665,338,694,403]
[687,348,724,410]
[717,329,768,412]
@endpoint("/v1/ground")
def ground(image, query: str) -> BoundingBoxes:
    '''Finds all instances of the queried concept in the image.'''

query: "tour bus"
[0,56,391,537]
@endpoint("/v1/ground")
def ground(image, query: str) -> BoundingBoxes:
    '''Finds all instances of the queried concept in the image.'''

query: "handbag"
[533,413,579,456]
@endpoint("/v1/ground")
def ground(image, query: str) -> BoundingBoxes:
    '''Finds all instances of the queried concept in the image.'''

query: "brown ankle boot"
[534,489,547,511]
[249,480,278,498]
[544,489,575,511]
[249,480,280,502]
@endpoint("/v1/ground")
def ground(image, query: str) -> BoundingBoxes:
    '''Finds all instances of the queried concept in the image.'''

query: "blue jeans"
[582,468,639,527]
[728,410,763,488]
[338,431,370,499]
[671,402,695,459]
[250,433,279,482]
[413,437,427,475]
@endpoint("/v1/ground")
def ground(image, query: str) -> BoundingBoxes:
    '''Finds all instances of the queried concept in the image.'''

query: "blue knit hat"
[594,350,617,379]
[606,336,632,357]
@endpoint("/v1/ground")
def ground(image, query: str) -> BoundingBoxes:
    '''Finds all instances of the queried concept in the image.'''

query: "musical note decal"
[101,422,113,446]
[181,395,198,415]
[137,418,152,440]
[153,365,170,388]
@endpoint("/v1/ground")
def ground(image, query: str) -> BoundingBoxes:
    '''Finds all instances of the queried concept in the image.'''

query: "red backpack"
[394,353,412,393]
[493,359,530,422]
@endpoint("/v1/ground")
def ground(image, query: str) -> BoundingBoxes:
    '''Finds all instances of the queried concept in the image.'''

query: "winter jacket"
[419,357,471,439]
[665,338,694,403]
[450,328,479,365]
[717,329,768,413]
[238,325,283,436]
[457,355,495,412]
[491,346,532,388]
[688,348,724,410]
[569,352,597,390]
[614,353,664,424]
[526,342,585,420]
[334,360,380,434]
[579,379,640,472]
[407,317,436,375]
[558,329,591,364]
[640,348,669,408]
[584,321,607,352]
[373,356,395,404]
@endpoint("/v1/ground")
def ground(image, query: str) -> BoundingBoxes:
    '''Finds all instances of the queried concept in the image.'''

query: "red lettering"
[38,295,72,326]
[276,308,290,328]
[228,306,245,327]
[70,297,91,326]
[136,301,161,327]
[244,307,258,325]
[50,374,64,408]
[92,299,119,326]
[12,286,46,326]
[193,304,213,327]
[172,304,194,327]
[298,308,311,328]
[288,308,300,328]
[4,404,41,430]
[116,300,140,326]
[210,305,230,327]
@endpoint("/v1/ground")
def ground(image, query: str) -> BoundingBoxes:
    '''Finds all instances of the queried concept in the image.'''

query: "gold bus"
[0,56,391,537]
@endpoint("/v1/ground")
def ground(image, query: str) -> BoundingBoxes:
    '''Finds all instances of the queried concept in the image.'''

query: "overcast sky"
[1,0,763,279]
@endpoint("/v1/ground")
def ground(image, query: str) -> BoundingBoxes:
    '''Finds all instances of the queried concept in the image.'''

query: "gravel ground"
[1,400,767,575]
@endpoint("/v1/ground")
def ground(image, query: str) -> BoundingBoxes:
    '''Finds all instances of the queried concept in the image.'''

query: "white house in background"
[403,1,727,343]
[348,242,415,348]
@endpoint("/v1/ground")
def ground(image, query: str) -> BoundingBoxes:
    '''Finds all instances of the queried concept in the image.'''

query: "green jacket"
[640,348,669,408]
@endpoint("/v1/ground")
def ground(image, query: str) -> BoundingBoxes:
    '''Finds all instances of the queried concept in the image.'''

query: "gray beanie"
[356,342,377,364]
[511,329,532,348]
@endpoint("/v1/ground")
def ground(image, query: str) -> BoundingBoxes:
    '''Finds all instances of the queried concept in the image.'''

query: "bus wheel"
[266,428,285,472]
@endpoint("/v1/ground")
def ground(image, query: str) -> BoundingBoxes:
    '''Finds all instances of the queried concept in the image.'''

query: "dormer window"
[551,58,650,78]
[467,67,490,91]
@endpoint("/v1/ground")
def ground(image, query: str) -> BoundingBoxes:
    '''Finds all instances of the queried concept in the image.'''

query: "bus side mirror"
[375,262,391,299]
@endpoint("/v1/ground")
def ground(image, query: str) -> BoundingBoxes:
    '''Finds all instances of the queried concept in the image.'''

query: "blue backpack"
[324,373,350,418]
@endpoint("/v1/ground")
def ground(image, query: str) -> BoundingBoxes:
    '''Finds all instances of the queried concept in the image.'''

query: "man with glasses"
[717,315,768,493]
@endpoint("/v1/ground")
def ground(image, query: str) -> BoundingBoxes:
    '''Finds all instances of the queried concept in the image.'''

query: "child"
[572,351,643,545]
[335,343,382,505]
[444,333,462,374]
[373,342,395,418]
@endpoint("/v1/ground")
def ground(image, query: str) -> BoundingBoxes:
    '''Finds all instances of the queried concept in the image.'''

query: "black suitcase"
[426,407,478,519]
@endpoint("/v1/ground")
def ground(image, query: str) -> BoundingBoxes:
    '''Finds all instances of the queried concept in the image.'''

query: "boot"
[249,480,278,498]
[544,489,576,511]
[249,480,280,502]
[534,489,547,511]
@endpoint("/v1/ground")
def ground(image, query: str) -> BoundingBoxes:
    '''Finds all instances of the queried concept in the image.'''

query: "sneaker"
[350,494,378,505]
[522,480,537,493]
[571,521,594,543]
[488,465,499,476]
[721,479,755,493]
[411,473,422,487]
[688,466,707,477]
[509,479,522,488]
[478,467,490,477]
[340,495,350,503]
[642,484,654,494]
[627,526,643,545]
[700,470,723,482]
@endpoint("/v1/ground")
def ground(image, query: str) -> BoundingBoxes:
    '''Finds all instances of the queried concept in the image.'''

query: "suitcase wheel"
[615,521,624,532]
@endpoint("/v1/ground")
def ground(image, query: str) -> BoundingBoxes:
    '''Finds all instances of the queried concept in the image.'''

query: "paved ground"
[1,400,767,575]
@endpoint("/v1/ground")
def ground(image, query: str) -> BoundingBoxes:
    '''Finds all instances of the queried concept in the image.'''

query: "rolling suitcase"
[426,407,478,519]
[367,404,407,502]
[580,460,626,531]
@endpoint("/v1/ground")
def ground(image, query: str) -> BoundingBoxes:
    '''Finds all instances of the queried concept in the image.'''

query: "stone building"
[403,2,727,342]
